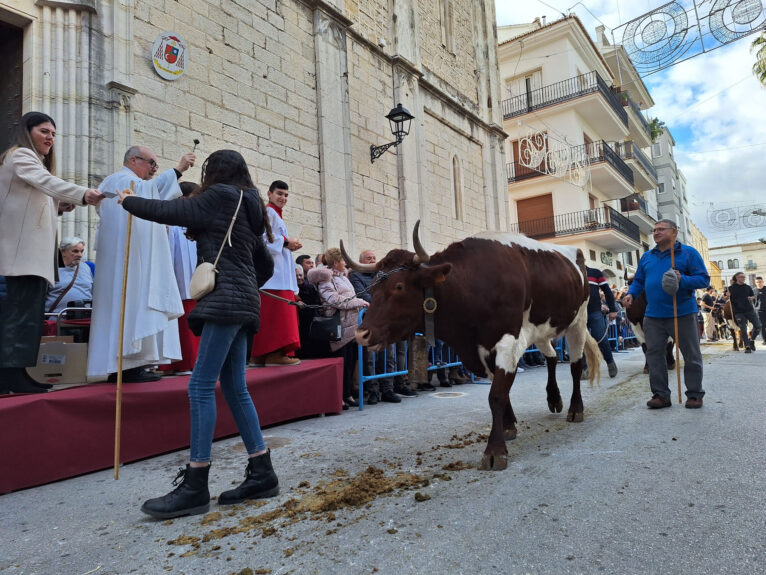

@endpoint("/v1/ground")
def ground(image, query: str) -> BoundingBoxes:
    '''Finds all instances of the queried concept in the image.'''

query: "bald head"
[123,145,158,180]
[359,250,376,264]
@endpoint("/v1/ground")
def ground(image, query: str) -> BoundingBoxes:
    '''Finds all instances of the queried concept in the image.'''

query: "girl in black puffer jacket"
[119,150,280,519]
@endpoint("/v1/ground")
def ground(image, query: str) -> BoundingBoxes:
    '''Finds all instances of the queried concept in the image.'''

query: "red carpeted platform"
[0,358,343,494]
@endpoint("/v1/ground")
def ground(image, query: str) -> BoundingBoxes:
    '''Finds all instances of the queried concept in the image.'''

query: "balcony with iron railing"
[618,92,652,146]
[620,193,658,235]
[572,140,634,187]
[620,194,659,220]
[502,71,628,134]
[509,206,640,250]
[745,262,757,271]
[507,139,634,197]
[617,141,658,191]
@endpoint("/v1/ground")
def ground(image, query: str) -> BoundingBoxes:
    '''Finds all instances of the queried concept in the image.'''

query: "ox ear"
[420,263,451,286]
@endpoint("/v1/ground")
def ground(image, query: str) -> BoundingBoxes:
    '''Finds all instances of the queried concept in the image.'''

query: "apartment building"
[498,15,657,283]
[651,129,692,243]
[710,241,766,286]
[688,220,712,279]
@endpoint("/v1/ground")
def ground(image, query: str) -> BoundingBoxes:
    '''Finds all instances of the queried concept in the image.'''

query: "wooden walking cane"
[114,181,134,479]
[669,245,682,404]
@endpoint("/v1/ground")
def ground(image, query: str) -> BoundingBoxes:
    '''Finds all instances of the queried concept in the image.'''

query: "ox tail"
[583,333,601,387]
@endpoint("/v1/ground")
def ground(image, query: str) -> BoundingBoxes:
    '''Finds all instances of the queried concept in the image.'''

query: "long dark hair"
[0,111,57,172]
[197,149,273,241]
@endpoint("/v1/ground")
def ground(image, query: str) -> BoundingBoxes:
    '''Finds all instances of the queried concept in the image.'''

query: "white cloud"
[495,0,766,247]
[647,40,766,246]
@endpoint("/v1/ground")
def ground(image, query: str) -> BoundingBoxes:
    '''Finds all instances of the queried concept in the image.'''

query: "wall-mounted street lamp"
[370,103,415,163]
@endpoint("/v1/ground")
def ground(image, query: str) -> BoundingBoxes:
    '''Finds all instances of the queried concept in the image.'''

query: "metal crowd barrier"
[523,338,567,361]
[606,311,637,352]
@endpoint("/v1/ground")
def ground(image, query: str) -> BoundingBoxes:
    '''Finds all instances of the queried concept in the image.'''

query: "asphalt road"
[1,342,764,575]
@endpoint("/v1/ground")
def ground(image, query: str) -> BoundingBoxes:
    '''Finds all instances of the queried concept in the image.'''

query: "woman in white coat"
[0,112,103,393]
[249,180,303,366]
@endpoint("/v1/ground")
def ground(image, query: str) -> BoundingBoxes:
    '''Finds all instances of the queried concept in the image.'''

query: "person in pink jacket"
[308,247,369,409]
[0,112,103,394]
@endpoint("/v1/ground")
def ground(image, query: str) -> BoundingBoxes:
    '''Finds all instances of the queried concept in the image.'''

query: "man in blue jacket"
[623,220,710,409]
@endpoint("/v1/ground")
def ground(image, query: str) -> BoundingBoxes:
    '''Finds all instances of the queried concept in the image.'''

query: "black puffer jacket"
[122,184,274,335]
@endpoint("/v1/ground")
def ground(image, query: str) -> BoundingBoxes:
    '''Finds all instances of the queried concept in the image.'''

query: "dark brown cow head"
[343,222,451,351]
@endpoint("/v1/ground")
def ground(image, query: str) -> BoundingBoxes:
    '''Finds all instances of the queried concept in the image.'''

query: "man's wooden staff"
[669,245,682,404]
[114,181,134,479]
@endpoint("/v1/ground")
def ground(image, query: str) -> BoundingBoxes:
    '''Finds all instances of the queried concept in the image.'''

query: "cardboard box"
[26,340,88,385]
[41,335,74,343]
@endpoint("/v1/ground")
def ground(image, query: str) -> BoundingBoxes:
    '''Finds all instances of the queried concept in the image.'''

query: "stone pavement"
[1,341,764,575]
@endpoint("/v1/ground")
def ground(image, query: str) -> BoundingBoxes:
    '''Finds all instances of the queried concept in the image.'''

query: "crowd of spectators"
[2,115,762,404]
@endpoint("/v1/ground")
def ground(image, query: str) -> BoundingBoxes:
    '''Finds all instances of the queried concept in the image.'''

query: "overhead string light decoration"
[517,128,591,187]
[613,0,766,76]
[707,203,766,231]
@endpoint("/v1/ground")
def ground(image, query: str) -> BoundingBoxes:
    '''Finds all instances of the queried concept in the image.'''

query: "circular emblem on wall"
[152,32,187,80]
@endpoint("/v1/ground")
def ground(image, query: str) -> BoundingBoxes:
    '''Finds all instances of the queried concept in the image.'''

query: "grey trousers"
[644,314,704,400]
[363,343,396,394]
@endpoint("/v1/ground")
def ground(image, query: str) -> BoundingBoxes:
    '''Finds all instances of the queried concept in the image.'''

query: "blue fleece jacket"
[628,241,709,318]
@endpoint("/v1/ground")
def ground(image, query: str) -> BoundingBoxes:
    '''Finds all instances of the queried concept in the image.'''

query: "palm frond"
[752,32,766,87]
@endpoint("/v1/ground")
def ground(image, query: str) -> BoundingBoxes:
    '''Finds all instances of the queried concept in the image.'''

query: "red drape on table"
[0,358,343,493]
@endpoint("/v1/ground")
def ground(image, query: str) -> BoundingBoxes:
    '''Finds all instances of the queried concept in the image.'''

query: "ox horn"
[412,220,431,265]
[339,239,377,273]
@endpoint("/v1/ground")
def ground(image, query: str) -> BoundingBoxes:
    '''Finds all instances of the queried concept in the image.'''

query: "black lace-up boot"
[140,464,210,519]
[218,450,279,506]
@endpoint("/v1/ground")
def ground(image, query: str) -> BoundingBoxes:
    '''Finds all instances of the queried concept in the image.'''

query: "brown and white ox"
[346,223,601,471]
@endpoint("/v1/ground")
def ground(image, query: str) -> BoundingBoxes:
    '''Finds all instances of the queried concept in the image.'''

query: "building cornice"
[298,0,354,28]
[35,0,96,12]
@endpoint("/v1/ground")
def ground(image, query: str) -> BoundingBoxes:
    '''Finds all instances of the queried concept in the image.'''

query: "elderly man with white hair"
[45,236,94,316]
[88,145,195,383]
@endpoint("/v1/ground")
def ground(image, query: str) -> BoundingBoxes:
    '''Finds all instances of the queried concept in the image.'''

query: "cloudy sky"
[495,0,766,247]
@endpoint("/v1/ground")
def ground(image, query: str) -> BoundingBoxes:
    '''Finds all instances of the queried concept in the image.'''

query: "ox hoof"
[479,453,508,471]
[667,363,676,371]
[548,399,563,413]
[566,411,584,423]
[503,427,517,441]
[642,367,649,374]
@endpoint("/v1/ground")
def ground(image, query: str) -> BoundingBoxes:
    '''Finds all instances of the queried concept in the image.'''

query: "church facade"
[1,0,508,259]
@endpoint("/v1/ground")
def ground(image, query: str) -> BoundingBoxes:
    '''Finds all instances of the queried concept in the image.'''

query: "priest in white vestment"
[87,146,195,382]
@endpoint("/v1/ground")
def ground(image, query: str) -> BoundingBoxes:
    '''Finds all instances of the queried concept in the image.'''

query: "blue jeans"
[587,312,613,364]
[189,322,266,462]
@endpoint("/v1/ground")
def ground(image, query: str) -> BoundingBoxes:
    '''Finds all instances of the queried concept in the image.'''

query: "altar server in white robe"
[158,181,201,374]
[87,146,196,382]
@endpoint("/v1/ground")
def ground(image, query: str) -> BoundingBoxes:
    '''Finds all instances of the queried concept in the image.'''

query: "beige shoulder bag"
[189,189,244,301]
